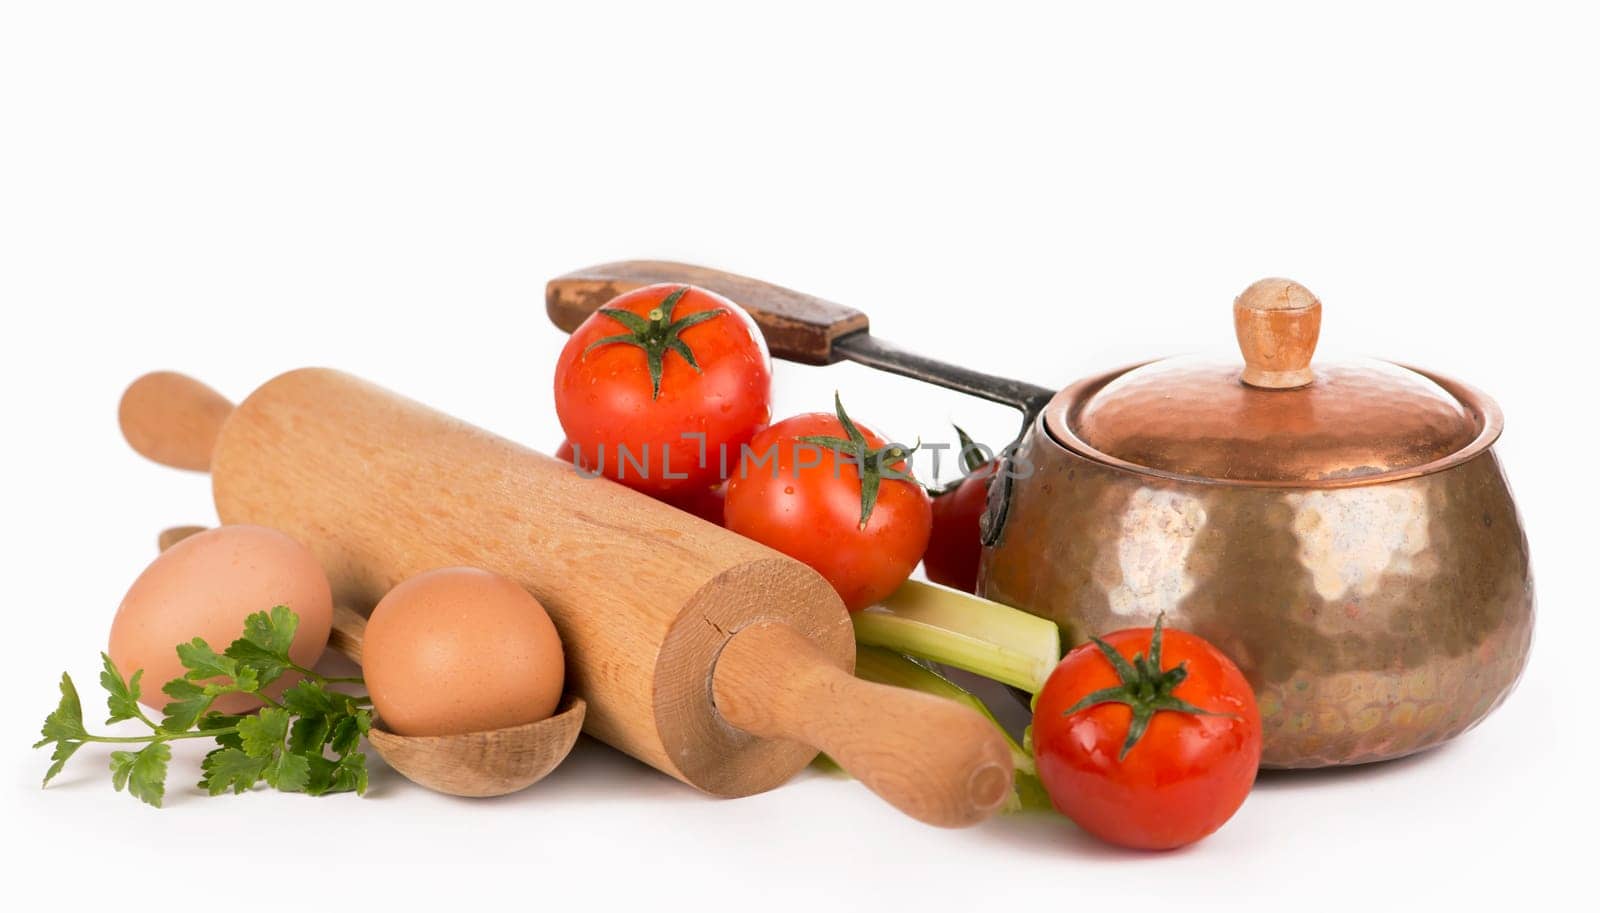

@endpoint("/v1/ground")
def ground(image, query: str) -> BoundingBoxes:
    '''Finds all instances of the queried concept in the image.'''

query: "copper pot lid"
[1044,278,1502,487]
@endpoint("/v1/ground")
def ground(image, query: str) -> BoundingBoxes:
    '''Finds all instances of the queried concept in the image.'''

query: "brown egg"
[363,567,565,737]
[109,525,334,714]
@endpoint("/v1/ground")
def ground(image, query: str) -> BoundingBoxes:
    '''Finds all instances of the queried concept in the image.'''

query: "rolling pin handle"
[711,621,1014,828]
[119,372,235,471]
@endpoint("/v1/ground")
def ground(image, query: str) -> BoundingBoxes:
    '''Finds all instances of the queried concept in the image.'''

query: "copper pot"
[547,264,1534,768]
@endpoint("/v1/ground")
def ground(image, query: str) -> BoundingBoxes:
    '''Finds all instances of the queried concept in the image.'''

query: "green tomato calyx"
[798,392,920,530]
[584,286,724,400]
[1062,614,1230,761]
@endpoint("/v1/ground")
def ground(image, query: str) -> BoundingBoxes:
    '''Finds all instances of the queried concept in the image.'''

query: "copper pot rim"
[1041,360,1505,490]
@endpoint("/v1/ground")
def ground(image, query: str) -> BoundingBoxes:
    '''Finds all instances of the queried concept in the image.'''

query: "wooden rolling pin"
[119,369,1012,826]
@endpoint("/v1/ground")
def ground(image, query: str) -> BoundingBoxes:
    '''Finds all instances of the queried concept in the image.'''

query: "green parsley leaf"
[333,751,369,796]
[199,712,247,751]
[215,663,259,695]
[42,739,84,786]
[99,654,145,725]
[199,748,266,796]
[302,754,340,796]
[236,707,312,793]
[223,605,298,685]
[222,664,260,695]
[223,639,288,686]
[281,680,337,717]
[36,672,88,746]
[159,678,213,732]
[109,742,170,808]
[176,638,239,682]
[238,707,291,759]
[328,710,370,757]
[264,751,311,793]
[302,750,368,797]
[243,605,298,657]
[289,714,332,755]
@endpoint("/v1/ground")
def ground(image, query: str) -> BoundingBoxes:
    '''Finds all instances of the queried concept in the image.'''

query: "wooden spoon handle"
[711,621,1014,828]
[328,605,368,665]
[119,372,235,471]
[546,260,869,365]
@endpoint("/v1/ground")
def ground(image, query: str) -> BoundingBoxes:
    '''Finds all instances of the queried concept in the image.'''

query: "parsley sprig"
[35,605,371,807]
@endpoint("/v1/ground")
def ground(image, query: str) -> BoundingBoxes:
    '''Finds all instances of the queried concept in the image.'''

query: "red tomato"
[725,398,932,611]
[923,462,995,592]
[1032,617,1261,850]
[554,284,771,498]
[660,482,726,527]
[556,439,725,526]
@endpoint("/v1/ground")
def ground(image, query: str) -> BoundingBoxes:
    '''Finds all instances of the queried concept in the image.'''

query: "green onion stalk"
[854,580,1061,693]
[830,580,1062,813]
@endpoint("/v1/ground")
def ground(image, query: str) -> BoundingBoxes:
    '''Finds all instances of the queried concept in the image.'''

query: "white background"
[2,2,1595,909]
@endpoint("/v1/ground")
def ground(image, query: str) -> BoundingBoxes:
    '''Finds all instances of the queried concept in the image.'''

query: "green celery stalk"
[853,580,1062,694]
[853,645,1051,814]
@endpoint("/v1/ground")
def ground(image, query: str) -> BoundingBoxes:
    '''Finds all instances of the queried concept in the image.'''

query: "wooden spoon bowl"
[367,696,585,798]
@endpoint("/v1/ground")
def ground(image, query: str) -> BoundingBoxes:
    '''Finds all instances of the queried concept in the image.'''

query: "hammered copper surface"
[1062,355,1477,484]
[982,423,1534,768]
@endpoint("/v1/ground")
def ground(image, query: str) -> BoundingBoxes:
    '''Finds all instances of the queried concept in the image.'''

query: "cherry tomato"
[554,284,771,499]
[725,397,932,611]
[923,461,996,592]
[1032,617,1261,850]
[660,482,726,527]
[556,439,725,526]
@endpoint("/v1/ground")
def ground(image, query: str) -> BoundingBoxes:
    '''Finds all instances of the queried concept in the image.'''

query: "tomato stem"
[583,286,723,400]
[798,392,920,529]
[1063,614,1233,760]
[929,423,998,498]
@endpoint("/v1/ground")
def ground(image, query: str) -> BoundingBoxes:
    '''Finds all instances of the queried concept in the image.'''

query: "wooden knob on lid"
[1233,278,1322,389]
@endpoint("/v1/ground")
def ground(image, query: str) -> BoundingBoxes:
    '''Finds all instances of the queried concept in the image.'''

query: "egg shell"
[363,567,565,737]
[109,524,334,714]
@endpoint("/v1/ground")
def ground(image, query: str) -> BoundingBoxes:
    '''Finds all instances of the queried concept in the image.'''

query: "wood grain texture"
[366,696,587,798]
[328,603,367,665]
[712,621,1014,827]
[119,372,234,471]
[207,368,856,797]
[546,260,869,365]
[1234,278,1322,389]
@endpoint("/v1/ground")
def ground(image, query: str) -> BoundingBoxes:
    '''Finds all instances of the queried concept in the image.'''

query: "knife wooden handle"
[713,621,1014,828]
[546,260,869,365]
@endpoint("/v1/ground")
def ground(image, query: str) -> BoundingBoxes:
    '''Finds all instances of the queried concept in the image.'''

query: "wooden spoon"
[159,526,586,798]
